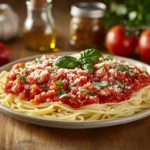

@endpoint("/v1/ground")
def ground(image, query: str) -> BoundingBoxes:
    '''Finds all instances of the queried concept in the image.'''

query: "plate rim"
[0,52,150,129]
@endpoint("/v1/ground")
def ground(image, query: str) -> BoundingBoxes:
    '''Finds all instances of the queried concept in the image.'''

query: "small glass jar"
[23,0,56,52]
[70,2,106,50]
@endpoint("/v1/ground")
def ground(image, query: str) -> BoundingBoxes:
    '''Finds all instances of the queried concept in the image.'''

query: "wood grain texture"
[0,0,150,150]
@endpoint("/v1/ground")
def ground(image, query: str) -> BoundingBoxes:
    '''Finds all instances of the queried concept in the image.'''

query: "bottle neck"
[26,2,52,19]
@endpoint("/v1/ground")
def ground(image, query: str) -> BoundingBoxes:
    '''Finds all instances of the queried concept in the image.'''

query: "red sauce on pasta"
[4,55,150,108]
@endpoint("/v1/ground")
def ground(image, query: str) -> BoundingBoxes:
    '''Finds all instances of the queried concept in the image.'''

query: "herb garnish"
[60,93,72,98]
[128,70,135,76]
[55,79,64,86]
[56,89,64,96]
[104,55,114,61]
[116,65,128,71]
[54,49,102,73]
[18,76,27,81]
[47,68,55,73]
[115,80,125,89]
[54,56,79,69]
[80,89,97,96]
[93,81,110,87]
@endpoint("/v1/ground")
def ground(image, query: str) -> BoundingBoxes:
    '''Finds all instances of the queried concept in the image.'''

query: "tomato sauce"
[4,55,150,108]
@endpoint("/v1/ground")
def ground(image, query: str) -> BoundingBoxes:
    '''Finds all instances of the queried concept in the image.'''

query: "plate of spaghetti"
[0,49,150,129]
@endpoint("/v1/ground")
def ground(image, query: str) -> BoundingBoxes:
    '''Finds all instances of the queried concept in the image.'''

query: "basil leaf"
[82,63,94,73]
[60,93,72,98]
[79,49,102,63]
[79,58,93,65]
[80,89,97,96]
[88,91,97,96]
[104,55,114,61]
[115,80,125,89]
[128,70,135,76]
[47,68,55,73]
[56,89,64,96]
[55,79,64,86]
[93,81,110,87]
[54,56,79,69]
[70,84,73,89]
[18,76,27,81]
[116,65,128,71]
[80,89,90,93]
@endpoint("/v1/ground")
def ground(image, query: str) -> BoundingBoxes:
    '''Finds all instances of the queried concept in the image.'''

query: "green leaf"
[93,81,110,87]
[70,84,73,89]
[116,65,128,71]
[80,89,90,93]
[104,55,114,61]
[88,91,97,96]
[56,89,64,96]
[55,79,64,86]
[18,76,27,81]
[115,80,125,89]
[82,63,94,73]
[60,93,72,98]
[54,56,79,69]
[47,68,55,73]
[79,49,102,63]
[80,89,97,96]
[128,70,135,76]
[21,66,29,72]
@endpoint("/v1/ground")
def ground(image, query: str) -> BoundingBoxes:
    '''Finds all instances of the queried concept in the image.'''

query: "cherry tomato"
[0,43,10,63]
[138,29,150,61]
[105,25,137,57]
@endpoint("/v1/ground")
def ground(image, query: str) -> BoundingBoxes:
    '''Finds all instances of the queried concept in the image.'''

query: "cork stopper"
[31,0,47,8]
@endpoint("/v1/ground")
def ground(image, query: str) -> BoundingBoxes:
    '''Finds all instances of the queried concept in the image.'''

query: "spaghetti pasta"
[1,53,150,121]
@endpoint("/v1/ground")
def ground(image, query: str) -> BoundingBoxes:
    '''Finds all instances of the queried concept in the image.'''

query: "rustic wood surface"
[0,0,150,150]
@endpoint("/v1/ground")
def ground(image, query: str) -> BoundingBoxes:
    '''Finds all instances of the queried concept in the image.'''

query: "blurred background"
[0,0,150,63]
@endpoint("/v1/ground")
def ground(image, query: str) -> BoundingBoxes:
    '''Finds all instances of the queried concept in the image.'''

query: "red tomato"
[138,29,150,61]
[0,43,10,63]
[105,25,137,57]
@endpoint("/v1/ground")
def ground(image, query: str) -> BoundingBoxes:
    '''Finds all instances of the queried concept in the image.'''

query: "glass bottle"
[70,2,106,50]
[23,0,56,52]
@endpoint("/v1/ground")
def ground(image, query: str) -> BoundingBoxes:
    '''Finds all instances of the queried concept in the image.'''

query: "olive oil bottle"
[23,0,56,51]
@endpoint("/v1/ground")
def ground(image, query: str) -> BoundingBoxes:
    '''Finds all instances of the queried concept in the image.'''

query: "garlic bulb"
[0,4,19,41]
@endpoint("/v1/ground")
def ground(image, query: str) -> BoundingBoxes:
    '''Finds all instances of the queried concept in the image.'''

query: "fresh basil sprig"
[78,49,102,63]
[54,56,79,69]
[54,49,102,73]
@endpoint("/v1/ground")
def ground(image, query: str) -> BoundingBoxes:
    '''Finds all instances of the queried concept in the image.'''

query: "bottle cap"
[71,2,106,18]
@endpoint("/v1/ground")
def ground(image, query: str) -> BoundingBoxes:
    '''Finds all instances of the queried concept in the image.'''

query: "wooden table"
[1,0,150,150]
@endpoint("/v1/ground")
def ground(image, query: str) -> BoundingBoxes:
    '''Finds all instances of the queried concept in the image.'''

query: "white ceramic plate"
[0,52,150,129]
